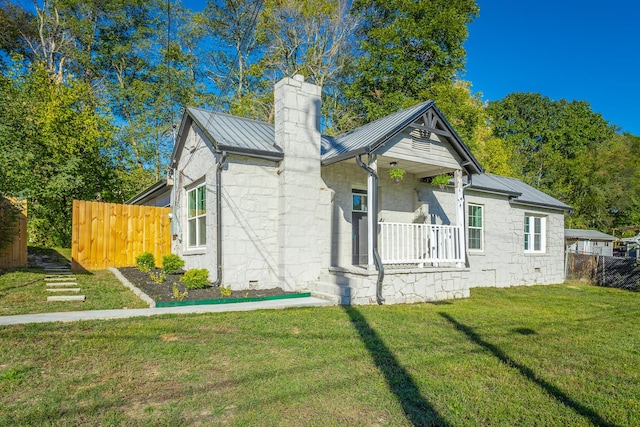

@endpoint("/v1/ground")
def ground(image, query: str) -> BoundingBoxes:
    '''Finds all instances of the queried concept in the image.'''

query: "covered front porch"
[356,152,468,270]
[319,101,482,304]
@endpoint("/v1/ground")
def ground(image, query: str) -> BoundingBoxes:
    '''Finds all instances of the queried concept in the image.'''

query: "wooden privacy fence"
[0,198,27,269]
[72,200,171,271]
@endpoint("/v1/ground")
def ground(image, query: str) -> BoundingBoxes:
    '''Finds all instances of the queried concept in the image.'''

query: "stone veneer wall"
[275,75,331,291]
[173,123,282,289]
[465,191,566,288]
[321,161,367,268]
[316,267,470,305]
[172,124,218,274]
[220,154,281,289]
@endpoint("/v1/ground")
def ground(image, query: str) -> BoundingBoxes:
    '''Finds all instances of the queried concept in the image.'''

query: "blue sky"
[463,0,640,135]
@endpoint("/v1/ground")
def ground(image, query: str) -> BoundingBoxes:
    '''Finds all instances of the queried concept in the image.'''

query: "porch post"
[367,156,377,268]
[454,169,466,268]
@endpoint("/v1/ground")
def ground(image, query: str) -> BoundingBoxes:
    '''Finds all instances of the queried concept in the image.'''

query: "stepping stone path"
[44,264,85,302]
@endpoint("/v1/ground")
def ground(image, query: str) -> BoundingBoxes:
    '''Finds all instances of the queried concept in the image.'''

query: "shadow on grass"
[27,246,70,263]
[0,268,42,294]
[344,306,450,427]
[438,312,617,427]
[28,246,93,275]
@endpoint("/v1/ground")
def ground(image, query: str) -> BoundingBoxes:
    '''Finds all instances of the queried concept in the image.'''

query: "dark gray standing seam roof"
[321,101,433,161]
[321,101,483,175]
[125,179,169,205]
[187,107,283,160]
[564,229,617,241]
[468,174,572,212]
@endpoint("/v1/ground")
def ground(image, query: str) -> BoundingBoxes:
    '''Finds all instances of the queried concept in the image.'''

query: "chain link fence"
[566,253,640,291]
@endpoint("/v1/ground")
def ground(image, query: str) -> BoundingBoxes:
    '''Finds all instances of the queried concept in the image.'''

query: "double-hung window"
[524,215,545,253]
[468,204,483,251]
[187,183,206,248]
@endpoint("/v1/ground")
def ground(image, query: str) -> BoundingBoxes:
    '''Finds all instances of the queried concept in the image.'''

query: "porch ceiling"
[376,154,458,179]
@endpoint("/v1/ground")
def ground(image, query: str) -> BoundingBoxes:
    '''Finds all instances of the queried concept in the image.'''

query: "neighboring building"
[168,75,571,305]
[565,229,618,257]
[126,179,171,207]
[621,233,640,259]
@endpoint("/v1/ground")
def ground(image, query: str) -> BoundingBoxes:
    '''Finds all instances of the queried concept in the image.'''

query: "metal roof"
[564,229,618,241]
[177,102,484,175]
[125,179,169,205]
[187,107,283,159]
[321,101,433,161]
[468,174,572,211]
[321,101,483,175]
[622,233,640,243]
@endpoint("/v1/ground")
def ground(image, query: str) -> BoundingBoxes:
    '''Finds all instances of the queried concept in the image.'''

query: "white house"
[166,75,571,305]
[564,229,618,256]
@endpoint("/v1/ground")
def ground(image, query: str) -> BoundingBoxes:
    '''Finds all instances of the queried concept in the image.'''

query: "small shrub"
[149,271,166,284]
[162,254,185,274]
[180,268,210,290]
[136,252,155,272]
[172,284,188,301]
[220,286,232,297]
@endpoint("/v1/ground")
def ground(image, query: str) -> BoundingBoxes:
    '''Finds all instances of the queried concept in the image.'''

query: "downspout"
[356,155,385,305]
[462,173,473,268]
[213,151,227,286]
[170,167,179,239]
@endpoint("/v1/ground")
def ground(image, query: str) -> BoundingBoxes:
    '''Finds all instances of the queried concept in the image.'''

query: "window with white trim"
[524,214,546,253]
[468,204,483,251]
[187,183,206,248]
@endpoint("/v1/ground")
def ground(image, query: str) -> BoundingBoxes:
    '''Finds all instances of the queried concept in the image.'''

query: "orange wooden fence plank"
[0,198,27,269]
[70,201,171,270]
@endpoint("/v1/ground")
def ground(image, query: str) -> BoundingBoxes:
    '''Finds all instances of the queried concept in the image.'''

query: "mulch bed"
[118,267,295,303]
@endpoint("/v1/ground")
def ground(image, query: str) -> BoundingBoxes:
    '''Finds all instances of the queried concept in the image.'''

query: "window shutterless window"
[352,189,367,212]
[524,215,545,253]
[468,204,483,251]
[187,184,206,247]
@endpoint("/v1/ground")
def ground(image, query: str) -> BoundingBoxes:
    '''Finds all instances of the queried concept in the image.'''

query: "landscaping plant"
[149,271,166,284]
[179,268,210,290]
[162,254,185,274]
[135,252,155,272]
[172,284,188,301]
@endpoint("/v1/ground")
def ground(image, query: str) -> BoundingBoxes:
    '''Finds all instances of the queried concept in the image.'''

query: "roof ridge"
[332,100,434,140]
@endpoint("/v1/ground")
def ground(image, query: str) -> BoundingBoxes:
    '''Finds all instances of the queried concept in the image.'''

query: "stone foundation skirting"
[315,266,470,305]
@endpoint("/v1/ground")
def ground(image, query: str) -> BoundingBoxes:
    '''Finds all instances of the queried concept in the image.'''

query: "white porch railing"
[379,222,463,265]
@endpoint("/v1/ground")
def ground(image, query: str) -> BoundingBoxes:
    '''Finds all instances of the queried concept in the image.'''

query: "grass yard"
[0,269,148,316]
[1,282,639,426]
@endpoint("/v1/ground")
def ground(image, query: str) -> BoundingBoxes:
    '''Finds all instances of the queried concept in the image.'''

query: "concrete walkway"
[0,297,333,326]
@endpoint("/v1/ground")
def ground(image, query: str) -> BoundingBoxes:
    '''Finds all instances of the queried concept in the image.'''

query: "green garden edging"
[155,292,312,308]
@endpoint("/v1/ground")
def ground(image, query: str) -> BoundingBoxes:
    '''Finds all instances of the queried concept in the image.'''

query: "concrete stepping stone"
[45,277,77,282]
[45,272,73,276]
[45,281,79,287]
[46,288,81,293]
[47,295,86,302]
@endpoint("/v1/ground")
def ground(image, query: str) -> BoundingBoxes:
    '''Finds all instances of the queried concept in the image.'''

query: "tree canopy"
[0,0,638,245]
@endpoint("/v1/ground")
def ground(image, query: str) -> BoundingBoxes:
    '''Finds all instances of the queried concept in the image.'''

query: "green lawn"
[1,282,639,426]
[0,269,148,316]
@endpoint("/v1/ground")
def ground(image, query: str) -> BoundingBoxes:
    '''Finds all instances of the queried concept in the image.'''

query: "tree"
[0,60,118,246]
[201,0,268,119]
[0,0,36,63]
[486,92,625,230]
[343,0,479,123]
